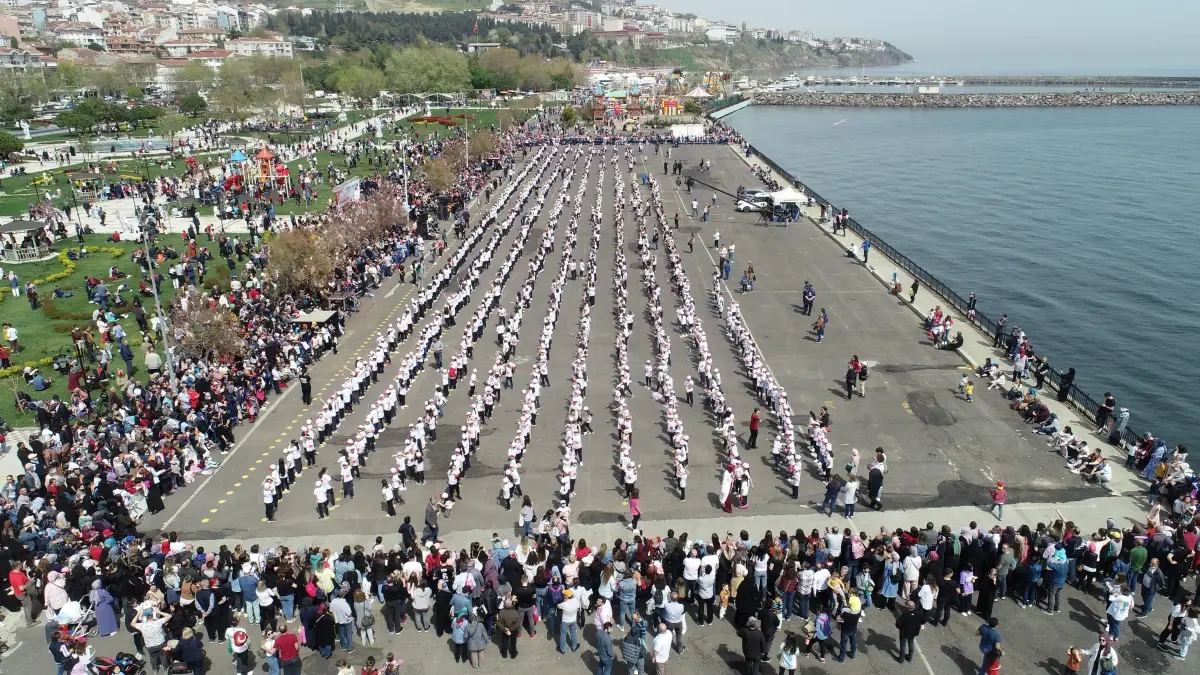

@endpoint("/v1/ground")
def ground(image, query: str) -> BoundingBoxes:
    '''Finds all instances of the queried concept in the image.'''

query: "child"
[808,608,833,663]
[361,655,379,675]
[989,481,1007,520]
[965,379,975,402]
[383,652,404,675]
[958,374,968,394]
[718,583,731,620]
[1065,646,1083,674]
[335,659,353,675]
[778,632,799,675]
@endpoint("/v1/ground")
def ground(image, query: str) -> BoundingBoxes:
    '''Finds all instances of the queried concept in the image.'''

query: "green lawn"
[381,108,504,141]
[0,153,225,217]
[0,234,232,423]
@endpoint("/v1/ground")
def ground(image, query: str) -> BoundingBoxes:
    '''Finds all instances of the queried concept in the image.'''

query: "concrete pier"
[754,90,1200,107]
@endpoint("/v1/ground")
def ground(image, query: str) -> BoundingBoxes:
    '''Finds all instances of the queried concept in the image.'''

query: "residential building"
[705,24,737,44]
[161,39,218,57]
[465,41,501,54]
[0,13,18,39]
[184,48,231,69]
[229,36,293,58]
[50,21,106,48]
[178,27,227,42]
[0,45,53,69]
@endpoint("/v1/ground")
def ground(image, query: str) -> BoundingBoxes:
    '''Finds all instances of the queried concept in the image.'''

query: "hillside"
[652,40,913,71]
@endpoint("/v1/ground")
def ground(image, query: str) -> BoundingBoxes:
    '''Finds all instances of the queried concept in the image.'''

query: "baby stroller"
[57,600,100,640]
[91,654,146,675]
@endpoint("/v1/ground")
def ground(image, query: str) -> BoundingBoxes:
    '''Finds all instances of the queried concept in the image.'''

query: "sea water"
[729,104,1200,446]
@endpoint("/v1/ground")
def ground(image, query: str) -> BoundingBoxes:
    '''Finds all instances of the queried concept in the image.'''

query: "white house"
[160,39,217,57]
[50,21,105,48]
[705,24,737,44]
[228,37,293,58]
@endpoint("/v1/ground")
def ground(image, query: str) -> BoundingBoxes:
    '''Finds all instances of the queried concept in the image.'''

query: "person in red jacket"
[748,409,761,449]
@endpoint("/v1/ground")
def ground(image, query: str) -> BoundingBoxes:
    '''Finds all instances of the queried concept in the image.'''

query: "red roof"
[186,49,232,58]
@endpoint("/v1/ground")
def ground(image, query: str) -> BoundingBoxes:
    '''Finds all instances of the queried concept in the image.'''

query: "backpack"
[858,365,868,381]
[549,584,564,605]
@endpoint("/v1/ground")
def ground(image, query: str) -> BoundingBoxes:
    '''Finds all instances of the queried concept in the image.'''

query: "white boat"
[735,76,750,90]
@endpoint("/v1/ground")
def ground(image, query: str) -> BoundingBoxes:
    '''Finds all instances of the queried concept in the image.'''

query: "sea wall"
[753,91,1200,108]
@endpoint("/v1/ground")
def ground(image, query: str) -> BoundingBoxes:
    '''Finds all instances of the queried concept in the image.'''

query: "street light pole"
[401,140,410,218]
[132,214,179,390]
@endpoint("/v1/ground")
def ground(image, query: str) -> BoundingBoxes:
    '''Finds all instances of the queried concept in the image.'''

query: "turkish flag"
[472,22,478,35]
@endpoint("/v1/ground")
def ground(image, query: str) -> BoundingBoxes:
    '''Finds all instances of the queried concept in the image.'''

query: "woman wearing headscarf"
[44,570,69,616]
[733,568,762,629]
[298,596,319,649]
[313,604,337,658]
[879,551,901,610]
[1139,440,1169,480]
[89,579,120,637]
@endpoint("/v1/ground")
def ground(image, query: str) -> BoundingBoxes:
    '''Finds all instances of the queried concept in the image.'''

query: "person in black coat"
[867,465,885,510]
[757,601,780,661]
[738,617,768,675]
[895,600,923,662]
[734,573,762,629]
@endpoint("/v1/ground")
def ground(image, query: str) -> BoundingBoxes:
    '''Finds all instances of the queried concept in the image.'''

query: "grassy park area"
[0,233,231,423]
[0,153,226,218]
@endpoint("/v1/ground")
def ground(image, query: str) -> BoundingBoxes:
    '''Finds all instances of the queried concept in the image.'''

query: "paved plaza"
[1,143,1182,675]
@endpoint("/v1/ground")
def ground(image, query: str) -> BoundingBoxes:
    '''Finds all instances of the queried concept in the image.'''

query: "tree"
[126,85,145,101]
[53,61,85,93]
[156,114,188,147]
[0,131,22,159]
[0,71,44,124]
[180,92,208,117]
[75,133,94,158]
[385,45,471,94]
[266,230,335,299]
[175,60,215,94]
[419,157,455,194]
[54,110,95,133]
[172,299,247,362]
[331,64,384,107]
[560,106,576,127]
[467,131,495,162]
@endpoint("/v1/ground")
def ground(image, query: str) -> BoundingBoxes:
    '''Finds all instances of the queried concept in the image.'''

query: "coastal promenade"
[728,141,1146,498]
[0,142,1179,675]
[753,91,1200,107]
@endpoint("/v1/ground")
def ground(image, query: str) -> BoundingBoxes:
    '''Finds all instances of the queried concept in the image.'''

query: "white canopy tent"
[769,187,808,205]
[684,87,712,98]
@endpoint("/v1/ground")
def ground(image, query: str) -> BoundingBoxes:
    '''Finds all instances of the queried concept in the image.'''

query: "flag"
[472,22,478,35]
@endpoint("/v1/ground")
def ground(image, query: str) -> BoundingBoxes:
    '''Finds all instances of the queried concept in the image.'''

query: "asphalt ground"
[3,145,1184,675]
[135,144,1104,542]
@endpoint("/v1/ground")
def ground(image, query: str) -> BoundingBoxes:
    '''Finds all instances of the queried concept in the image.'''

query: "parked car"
[736,198,769,212]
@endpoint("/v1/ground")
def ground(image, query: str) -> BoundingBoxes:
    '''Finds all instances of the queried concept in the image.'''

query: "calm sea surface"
[728,105,1200,447]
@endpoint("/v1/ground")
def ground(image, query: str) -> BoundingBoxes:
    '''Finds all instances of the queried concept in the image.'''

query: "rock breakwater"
[754,91,1200,108]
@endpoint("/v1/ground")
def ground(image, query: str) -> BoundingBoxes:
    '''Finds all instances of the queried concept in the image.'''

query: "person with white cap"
[314,479,329,519]
[262,475,277,522]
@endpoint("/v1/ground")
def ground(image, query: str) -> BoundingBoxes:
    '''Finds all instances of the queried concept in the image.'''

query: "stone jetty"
[753,91,1200,108]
